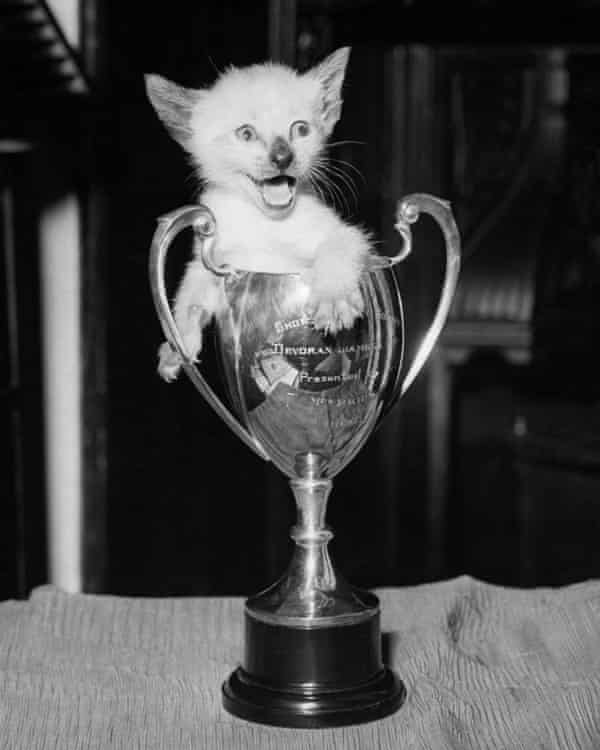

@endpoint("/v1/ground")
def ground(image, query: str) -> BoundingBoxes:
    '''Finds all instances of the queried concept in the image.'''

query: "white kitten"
[146,47,375,381]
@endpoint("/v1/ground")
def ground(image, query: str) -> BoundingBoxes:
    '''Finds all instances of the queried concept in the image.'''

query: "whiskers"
[309,144,365,217]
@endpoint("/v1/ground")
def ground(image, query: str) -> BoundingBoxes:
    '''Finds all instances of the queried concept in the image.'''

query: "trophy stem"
[290,477,331,539]
[289,478,336,615]
[246,474,376,625]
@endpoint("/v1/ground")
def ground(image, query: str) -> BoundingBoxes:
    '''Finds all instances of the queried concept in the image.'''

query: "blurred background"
[3,0,600,600]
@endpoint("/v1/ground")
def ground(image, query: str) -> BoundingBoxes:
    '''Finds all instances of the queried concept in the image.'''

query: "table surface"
[1,576,600,749]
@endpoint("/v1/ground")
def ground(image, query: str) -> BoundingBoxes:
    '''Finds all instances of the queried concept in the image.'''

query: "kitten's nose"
[270,137,294,171]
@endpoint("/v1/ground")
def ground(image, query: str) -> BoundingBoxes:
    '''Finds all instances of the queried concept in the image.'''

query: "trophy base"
[222,599,406,728]
[222,665,405,729]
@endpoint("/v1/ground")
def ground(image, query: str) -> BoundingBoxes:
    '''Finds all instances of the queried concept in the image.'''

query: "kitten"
[146,47,375,381]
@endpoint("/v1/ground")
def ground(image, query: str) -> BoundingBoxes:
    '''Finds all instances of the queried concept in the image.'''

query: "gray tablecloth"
[1,576,599,748]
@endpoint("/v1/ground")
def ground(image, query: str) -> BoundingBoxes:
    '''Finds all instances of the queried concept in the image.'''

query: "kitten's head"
[145,48,350,218]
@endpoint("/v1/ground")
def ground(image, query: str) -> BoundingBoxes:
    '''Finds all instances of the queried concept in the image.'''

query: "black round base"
[222,593,406,728]
[222,666,406,729]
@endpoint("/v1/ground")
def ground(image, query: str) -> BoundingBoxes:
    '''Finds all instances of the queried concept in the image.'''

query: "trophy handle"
[149,204,270,462]
[377,193,461,397]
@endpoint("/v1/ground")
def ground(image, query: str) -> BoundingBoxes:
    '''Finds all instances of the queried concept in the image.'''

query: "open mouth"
[252,175,297,212]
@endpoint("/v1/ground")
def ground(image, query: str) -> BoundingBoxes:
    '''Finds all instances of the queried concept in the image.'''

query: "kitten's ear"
[145,74,203,149]
[309,47,351,134]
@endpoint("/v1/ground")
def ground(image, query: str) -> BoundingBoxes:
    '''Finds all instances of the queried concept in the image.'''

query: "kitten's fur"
[146,47,375,381]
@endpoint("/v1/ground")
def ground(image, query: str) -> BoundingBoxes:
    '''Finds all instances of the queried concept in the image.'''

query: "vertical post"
[1,166,26,596]
[269,0,297,65]
[79,0,109,592]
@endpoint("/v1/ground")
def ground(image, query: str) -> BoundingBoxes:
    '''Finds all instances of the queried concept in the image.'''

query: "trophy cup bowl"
[149,194,460,728]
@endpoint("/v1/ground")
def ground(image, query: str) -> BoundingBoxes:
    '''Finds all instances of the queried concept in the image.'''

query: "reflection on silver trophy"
[149,193,460,728]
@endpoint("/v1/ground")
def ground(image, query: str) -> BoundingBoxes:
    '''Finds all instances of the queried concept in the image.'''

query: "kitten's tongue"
[261,176,294,208]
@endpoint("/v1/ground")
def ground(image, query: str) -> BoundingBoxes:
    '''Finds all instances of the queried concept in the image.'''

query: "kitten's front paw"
[158,303,206,382]
[301,230,370,333]
[158,341,183,382]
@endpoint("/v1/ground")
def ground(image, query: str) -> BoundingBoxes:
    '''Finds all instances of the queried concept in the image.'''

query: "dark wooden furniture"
[0,0,91,598]
[514,402,600,586]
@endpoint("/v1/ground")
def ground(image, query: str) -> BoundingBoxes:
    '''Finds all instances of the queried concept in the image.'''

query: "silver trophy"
[149,193,460,728]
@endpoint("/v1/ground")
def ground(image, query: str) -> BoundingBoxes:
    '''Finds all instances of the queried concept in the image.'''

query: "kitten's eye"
[236,124,257,142]
[290,120,310,139]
